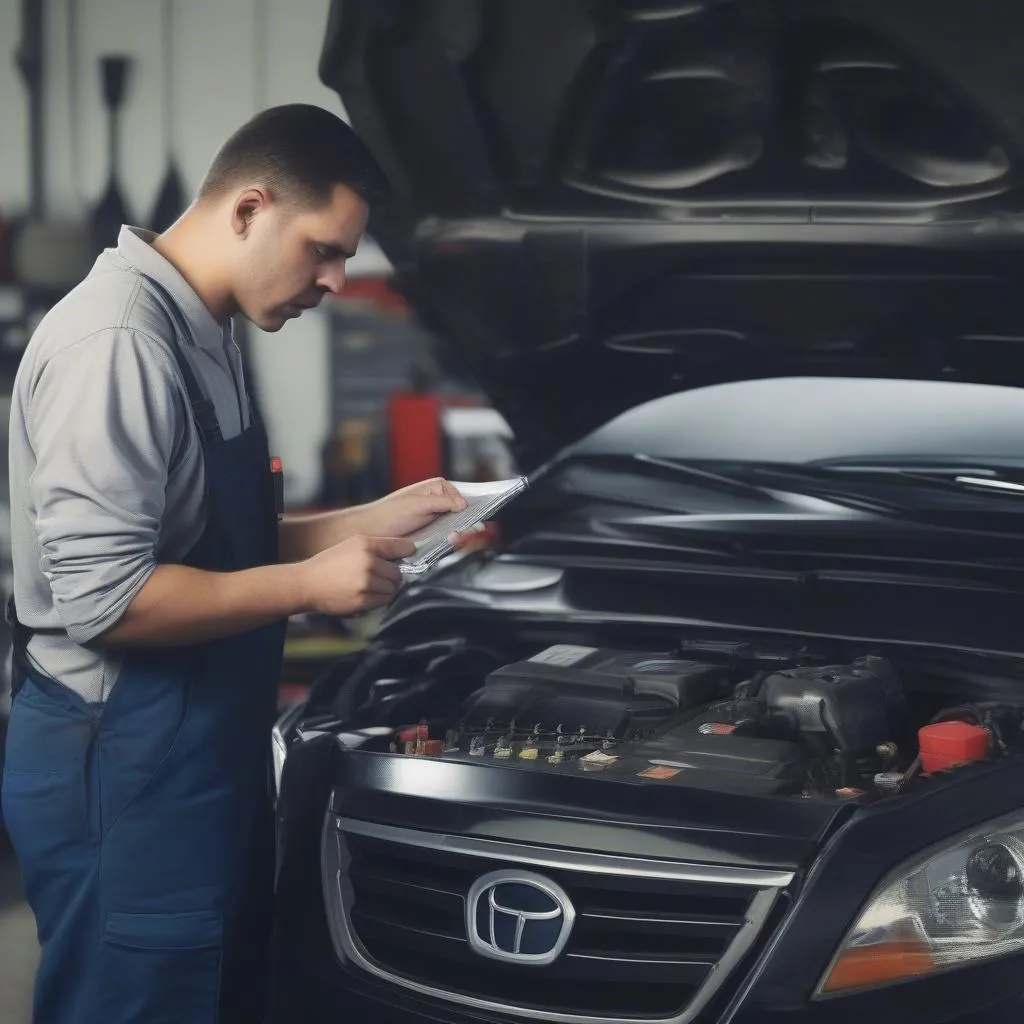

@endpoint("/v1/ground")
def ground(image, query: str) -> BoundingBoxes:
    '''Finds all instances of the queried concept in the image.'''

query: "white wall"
[2,0,363,228]
[0,0,393,507]
[0,1,30,215]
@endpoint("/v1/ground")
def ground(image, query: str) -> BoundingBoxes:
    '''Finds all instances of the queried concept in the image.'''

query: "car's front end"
[271,416,1024,1023]
[272,629,1024,1024]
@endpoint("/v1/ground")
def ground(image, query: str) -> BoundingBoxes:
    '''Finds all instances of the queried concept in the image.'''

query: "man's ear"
[230,187,269,238]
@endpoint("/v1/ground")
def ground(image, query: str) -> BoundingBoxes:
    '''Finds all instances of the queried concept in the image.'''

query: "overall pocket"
[91,909,223,1023]
[1,677,95,867]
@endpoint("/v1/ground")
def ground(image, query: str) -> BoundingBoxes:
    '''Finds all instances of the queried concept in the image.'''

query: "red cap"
[918,720,990,774]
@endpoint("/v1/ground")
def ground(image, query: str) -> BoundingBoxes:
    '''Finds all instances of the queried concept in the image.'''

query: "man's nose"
[316,264,347,296]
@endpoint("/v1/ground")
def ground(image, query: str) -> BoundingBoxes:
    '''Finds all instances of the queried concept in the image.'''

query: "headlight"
[817,808,1024,997]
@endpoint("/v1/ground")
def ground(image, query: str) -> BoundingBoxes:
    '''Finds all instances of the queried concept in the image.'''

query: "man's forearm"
[278,504,377,562]
[98,561,311,648]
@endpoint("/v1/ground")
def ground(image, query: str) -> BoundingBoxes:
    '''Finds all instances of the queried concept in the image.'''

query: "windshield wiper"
[545,453,787,515]
[625,456,903,516]
[630,454,771,498]
[808,460,1024,500]
[954,477,1024,495]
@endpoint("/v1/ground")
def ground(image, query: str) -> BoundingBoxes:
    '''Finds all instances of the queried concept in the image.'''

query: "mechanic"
[1,104,466,1023]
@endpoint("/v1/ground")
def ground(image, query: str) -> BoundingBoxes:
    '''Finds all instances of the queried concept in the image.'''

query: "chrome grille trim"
[322,814,789,1024]
[336,816,794,887]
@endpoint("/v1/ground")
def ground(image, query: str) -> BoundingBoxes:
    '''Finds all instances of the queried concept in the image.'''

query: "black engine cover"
[760,655,907,755]
[460,645,731,735]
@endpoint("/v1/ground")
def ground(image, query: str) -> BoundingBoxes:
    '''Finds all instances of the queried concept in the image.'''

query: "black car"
[269,2,1024,1022]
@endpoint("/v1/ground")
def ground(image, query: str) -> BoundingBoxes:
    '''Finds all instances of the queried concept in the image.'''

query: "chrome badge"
[465,870,575,965]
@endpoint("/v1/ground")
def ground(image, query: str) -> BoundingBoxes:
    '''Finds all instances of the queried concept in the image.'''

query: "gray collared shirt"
[8,225,252,702]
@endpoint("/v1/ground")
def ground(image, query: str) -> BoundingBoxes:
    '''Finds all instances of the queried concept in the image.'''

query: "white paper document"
[399,476,529,576]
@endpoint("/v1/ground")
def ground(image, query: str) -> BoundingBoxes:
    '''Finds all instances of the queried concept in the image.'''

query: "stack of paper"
[399,476,529,576]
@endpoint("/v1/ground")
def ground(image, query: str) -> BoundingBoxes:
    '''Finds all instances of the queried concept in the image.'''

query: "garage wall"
[0,3,30,216]
[0,0,394,507]
[2,0,353,224]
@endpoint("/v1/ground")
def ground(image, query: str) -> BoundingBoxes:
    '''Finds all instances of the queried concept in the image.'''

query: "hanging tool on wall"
[9,0,94,295]
[150,0,187,232]
[92,54,134,252]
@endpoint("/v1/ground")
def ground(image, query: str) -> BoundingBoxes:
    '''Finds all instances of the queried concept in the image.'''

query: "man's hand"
[361,478,468,538]
[279,477,467,562]
[299,534,415,616]
[101,534,416,648]
[103,506,485,649]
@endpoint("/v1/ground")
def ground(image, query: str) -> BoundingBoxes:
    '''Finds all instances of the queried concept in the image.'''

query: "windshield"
[513,377,1024,587]
[569,377,1024,470]
[538,376,1024,524]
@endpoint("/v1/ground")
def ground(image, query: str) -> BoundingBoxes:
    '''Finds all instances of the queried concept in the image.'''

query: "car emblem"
[465,869,576,965]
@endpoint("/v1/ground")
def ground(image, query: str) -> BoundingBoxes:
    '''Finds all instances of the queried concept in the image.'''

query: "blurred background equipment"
[9,0,94,307]
[318,277,516,505]
[149,0,187,233]
[91,54,134,252]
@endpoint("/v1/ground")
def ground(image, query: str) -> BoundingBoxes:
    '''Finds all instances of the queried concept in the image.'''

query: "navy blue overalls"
[1,274,287,1023]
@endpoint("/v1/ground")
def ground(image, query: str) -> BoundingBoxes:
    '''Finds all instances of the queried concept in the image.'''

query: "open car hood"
[320,0,1024,468]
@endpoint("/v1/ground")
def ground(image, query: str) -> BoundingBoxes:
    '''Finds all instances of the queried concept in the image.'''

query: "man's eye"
[312,245,329,260]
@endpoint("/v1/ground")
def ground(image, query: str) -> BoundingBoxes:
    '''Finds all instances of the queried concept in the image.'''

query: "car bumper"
[270,737,1024,1024]
[271,944,1024,1024]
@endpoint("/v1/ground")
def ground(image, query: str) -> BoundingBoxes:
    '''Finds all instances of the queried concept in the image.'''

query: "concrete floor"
[0,834,38,1024]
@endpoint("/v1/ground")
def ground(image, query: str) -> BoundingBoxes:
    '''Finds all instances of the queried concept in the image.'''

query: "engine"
[338,643,1024,800]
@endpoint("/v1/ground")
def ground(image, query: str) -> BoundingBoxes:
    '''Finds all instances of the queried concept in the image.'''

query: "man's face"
[234,181,369,331]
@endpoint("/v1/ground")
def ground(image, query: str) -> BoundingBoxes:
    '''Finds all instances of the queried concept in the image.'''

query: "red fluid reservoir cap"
[918,721,990,774]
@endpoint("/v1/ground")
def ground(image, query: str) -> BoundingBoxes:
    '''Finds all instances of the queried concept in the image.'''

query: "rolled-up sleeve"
[27,329,184,645]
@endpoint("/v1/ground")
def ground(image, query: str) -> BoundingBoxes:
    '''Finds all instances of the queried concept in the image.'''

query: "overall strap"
[137,274,223,446]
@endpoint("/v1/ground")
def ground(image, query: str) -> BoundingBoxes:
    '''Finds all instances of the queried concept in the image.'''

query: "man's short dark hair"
[196,103,390,209]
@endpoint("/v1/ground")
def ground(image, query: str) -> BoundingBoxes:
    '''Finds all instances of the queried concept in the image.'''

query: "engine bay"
[312,640,1024,802]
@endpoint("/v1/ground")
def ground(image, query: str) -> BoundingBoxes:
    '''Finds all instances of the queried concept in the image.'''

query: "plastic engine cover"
[460,645,731,736]
[760,655,907,755]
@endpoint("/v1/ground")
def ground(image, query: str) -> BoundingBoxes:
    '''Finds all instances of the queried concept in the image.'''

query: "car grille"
[324,818,788,1024]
